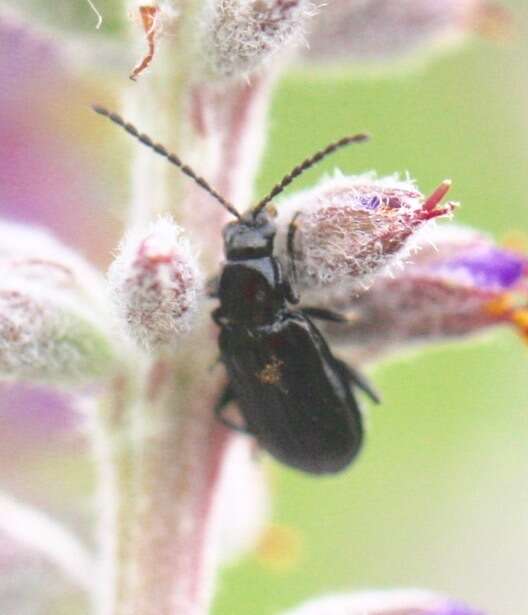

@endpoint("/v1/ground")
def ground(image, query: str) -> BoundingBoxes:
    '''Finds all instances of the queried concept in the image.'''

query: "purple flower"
[0,15,119,263]
[311,224,528,363]
[432,246,524,290]
[0,3,515,614]
[279,589,484,615]
[303,0,512,67]
[276,174,455,289]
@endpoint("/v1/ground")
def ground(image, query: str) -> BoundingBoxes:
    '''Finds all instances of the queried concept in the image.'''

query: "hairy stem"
[93,374,137,614]
[121,351,230,615]
[94,4,275,612]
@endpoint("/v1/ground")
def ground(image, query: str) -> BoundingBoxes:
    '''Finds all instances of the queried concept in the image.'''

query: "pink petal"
[302,0,509,66]
[312,225,528,363]
[279,589,484,615]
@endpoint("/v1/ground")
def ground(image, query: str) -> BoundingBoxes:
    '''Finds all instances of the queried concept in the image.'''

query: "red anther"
[420,202,458,221]
[129,6,160,81]
[422,179,452,212]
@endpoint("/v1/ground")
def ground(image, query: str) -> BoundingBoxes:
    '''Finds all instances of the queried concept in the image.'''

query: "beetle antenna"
[253,134,369,216]
[93,105,242,220]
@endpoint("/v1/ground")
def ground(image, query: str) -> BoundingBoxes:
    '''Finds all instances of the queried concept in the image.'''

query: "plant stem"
[93,11,275,610]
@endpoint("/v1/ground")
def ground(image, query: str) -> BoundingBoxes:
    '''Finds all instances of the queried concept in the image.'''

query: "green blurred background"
[3,1,528,614]
[214,2,528,614]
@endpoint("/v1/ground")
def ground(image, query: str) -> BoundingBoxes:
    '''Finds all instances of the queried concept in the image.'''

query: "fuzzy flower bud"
[280,589,484,615]
[0,221,108,312]
[0,533,85,613]
[0,221,115,385]
[304,0,510,66]
[197,0,316,78]
[276,172,455,290]
[108,217,204,350]
[317,224,528,364]
[0,282,114,385]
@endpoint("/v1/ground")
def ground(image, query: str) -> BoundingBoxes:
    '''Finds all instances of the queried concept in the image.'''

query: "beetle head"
[223,210,276,259]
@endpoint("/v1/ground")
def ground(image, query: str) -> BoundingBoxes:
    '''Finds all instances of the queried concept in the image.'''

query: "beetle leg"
[285,212,301,304]
[206,275,220,298]
[301,306,349,323]
[284,278,299,305]
[335,359,381,404]
[283,278,299,305]
[212,307,228,327]
[214,383,253,434]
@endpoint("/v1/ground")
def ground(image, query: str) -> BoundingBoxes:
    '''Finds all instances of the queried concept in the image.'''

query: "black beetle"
[94,105,379,474]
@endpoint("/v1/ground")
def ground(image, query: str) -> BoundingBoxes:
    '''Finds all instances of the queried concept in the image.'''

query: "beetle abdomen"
[219,312,363,474]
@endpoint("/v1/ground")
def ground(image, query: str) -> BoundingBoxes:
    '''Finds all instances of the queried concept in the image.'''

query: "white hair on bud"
[0,220,109,314]
[108,216,204,350]
[406,221,491,263]
[0,221,115,384]
[198,0,317,78]
[275,172,432,290]
[0,277,114,384]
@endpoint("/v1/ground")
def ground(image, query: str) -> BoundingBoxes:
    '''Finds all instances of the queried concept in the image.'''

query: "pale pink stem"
[97,63,274,613]
[123,363,231,615]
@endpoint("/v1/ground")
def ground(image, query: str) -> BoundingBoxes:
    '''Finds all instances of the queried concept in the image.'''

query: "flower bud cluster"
[108,217,203,350]
[0,284,112,384]
[304,0,510,66]
[276,172,455,290]
[317,224,528,363]
[198,0,315,78]
[0,222,115,385]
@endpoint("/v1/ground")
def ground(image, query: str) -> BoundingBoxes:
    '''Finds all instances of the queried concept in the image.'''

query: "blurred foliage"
[3,1,528,614]
[214,3,528,615]
[12,0,125,36]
